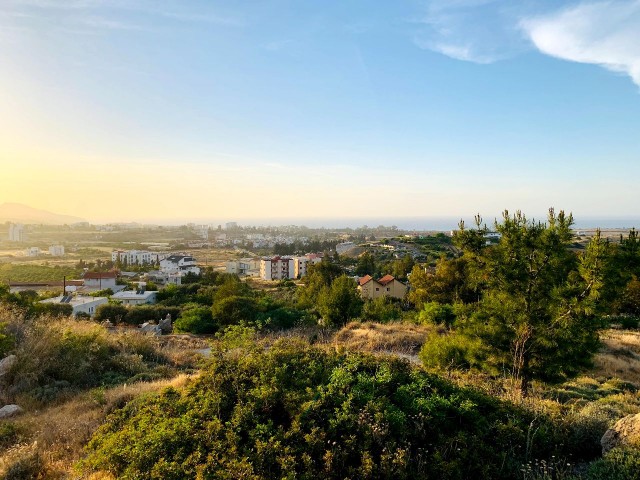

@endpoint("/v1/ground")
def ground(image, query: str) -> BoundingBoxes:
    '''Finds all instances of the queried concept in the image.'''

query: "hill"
[0,202,85,225]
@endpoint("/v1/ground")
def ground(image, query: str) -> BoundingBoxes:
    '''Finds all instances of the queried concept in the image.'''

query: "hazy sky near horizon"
[1,0,639,224]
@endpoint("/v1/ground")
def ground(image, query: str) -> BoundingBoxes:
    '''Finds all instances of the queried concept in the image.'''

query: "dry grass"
[332,321,440,357]
[0,375,193,479]
[593,330,640,386]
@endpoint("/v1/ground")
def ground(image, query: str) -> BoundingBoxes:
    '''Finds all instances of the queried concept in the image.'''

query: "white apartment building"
[293,253,323,278]
[111,250,164,265]
[226,258,260,276]
[260,256,295,280]
[8,223,25,242]
[49,245,65,256]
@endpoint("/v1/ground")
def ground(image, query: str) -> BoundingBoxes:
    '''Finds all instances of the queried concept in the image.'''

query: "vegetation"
[83,335,581,480]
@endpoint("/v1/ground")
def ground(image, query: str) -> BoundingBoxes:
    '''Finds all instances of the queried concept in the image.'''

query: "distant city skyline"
[1,0,639,222]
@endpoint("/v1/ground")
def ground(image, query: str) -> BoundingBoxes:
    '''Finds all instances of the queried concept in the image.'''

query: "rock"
[0,404,22,419]
[158,314,172,334]
[0,355,17,377]
[140,322,161,335]
[601,412,640,454]
[102,320,115,329]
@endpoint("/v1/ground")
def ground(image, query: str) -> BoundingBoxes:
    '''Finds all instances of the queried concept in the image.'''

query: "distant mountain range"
[0,202,85,225]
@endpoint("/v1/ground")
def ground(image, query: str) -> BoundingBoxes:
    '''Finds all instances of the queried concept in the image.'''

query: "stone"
[140,322,161,335]
[0,355,17,377]
[601,412,640,454]
[0,404,22,419]
[158,313,173,334]
[102,320,115,329]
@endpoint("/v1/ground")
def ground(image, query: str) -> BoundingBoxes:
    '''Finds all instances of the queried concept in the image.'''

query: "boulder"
[0,355,17,377]
[601,412,640,454]
[0,404,22,419]
[101,320,115,329]
[158,314,173,334]
[140,322,161,335]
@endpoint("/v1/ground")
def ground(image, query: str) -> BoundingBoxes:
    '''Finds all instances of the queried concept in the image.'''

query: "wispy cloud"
[521,1,640,87]
[78,15,145,31]
[412,0,528,64]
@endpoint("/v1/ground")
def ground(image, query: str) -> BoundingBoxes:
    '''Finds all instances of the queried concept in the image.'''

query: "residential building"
[160,255,200,275]
[49,245,65,256]
[358,274,408,300]
[145,271,183,286]
[25,247,40,257]
[111,250,163,265]
[226,258,260,276]
[293,253,323,278]
[39,295,108,317]
[111,290,157,306]
[225,222,238,230]
[8,223,25,242]
[83,271,117,290]
[260,256,295,280]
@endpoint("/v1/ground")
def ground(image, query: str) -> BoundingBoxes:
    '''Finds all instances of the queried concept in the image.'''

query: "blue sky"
[1,0,639,225]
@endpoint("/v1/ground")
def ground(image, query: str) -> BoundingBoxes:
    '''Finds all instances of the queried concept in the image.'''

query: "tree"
[317,275,363,327]
[425,209,608,395]
[355,252,375,276]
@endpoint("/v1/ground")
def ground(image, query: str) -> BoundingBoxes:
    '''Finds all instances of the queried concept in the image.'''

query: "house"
[226,258,260,276]
[49,245,65,256]
[358,274,408,300]
[25,247,40,257]
[145,271,183,286]
[39,295,108,317]
[111,289,157,306]
[83,271,117,290]
[160,255,200,275]
[260,256,295,280]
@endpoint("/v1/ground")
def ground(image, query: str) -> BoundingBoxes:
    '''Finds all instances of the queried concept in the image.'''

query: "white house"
[146,271,183,286]
[49,245,65,256]
[160,255,200,275]
[226,258,260,276]
[83,271,117,290]
[25,247,40,257]
[39,295,108,317]
[111,290,157,306]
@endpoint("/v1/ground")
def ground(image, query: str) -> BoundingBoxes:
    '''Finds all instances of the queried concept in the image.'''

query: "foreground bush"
[0,314,177,403]
[84,337,576,479]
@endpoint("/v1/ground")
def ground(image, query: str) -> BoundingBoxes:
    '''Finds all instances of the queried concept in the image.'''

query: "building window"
[376,288,379,291]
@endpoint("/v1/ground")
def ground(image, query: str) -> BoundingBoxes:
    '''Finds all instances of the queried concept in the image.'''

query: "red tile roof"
[358,275,373,286]
[377,274,395,286]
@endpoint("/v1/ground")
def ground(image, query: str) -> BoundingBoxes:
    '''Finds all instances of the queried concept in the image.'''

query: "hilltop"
[0,202,85,225]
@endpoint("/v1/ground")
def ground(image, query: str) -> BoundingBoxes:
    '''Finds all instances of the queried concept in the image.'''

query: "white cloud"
[521,1,640,87]
[413,0,529,63]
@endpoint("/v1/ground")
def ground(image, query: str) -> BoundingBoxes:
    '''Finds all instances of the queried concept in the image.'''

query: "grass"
[0,375,192,479]
[332,321,440,357]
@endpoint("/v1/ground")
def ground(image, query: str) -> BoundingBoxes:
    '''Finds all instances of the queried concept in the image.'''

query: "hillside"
[0,202,85,225]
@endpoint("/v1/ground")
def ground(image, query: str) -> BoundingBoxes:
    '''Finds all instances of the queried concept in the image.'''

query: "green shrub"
[418,302,456,328]
[362,296,403,323]
[419,331,485,370]
[174,304,218,334]
[0,422,20,449]
[83,339,574,480]
[587,447,640,480]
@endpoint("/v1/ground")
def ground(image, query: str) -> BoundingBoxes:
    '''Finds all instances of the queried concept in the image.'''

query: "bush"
[362,297,403,323]
[587,447,640,480]
[211,295,258,326]
[418,302,456,328]
[419,331,485,371]
[83,339,573,479]
[174,304,218,334]
[95,304,128,323]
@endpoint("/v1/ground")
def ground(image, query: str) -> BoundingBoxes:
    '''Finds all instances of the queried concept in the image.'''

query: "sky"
[1,0,639,226]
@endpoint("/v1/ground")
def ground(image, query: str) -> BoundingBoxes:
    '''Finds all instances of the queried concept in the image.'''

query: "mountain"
[0,202,86,225]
